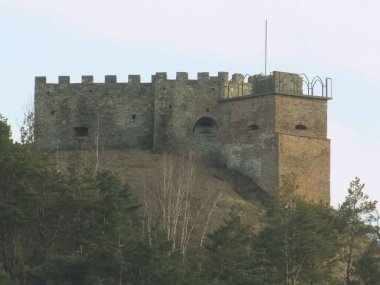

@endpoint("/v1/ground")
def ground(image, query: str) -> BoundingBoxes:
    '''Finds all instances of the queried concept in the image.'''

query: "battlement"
[35,74,143,85]
[35,71,332,102]
[151,72,230,82]
[36,72,230,84]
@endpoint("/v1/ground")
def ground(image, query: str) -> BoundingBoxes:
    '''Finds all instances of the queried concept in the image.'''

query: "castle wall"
[152,72,226,163]
[34,75,154,150]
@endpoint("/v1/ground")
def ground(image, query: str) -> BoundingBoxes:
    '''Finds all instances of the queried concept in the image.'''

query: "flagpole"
[265,20,267,75]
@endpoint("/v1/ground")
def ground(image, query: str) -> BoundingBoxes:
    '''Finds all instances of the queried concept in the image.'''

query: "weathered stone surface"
[278,134,330,203]
[34,71,331,203]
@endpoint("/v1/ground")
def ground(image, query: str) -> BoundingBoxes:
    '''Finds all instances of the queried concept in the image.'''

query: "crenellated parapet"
[35,71,331,99]
[36,74,143,85]
[150,71,231,84]
[35,72,233,103]
[36,72,231,84]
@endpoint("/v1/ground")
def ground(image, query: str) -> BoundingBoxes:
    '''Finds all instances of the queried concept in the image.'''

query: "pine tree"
[205,211,274,285]
[261,174,339,285]
[338,177,377,285]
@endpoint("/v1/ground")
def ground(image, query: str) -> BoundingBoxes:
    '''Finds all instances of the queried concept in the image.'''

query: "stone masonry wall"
[219,95,278,192]
[34,75,154,150]
[275,95,327,138]
[274,94,330,203]
[278,134,330,203]
[153,72,226,163]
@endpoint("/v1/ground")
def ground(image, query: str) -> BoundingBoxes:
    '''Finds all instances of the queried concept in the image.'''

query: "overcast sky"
[1,0,379,209]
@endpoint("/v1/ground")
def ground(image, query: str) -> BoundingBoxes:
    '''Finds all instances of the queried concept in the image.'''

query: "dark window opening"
[295,124,307,130]
[193,117,218,134]
[248,124,258,130]
[51,110,55,115]
[132,114,136,120]
[73,127,89,137]
[206,108,209,112]
[169,105,172,109]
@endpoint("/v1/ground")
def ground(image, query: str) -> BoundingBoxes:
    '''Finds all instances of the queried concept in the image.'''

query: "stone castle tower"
[34,71,331,203]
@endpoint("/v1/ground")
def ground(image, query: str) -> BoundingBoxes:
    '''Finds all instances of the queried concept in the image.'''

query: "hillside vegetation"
[57,149,267,231]
[1,114,380,285]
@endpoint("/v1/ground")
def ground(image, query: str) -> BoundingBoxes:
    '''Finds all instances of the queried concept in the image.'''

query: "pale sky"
[1,0,379,209]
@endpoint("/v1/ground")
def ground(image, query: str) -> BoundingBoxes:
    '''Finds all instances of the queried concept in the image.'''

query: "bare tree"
[200,188,223,249]
[142,152,222,260]
[142,179,154,246]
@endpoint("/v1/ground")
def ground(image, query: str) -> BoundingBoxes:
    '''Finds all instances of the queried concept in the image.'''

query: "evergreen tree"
[204,211,274,285]
[337,177,377,285]
[27,162,142,285]
[355,239,380,285]
[0,115,42,283]
[261,174,339,285]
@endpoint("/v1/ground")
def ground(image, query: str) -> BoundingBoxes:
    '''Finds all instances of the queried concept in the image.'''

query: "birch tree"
[142,152,222,260]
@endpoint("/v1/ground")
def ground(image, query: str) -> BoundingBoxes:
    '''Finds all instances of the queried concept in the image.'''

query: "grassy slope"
[56,149,267,235]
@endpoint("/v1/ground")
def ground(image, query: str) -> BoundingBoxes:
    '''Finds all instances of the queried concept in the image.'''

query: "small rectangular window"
[73,126,89,137]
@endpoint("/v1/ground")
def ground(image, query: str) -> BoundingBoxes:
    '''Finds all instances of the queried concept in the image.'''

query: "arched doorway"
[193,117,218,134]
[192,116,222,166]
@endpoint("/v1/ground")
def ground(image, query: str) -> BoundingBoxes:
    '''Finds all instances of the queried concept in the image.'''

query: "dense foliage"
[0,115,379,285]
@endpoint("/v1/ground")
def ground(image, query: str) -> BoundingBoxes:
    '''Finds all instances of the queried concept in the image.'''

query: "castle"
[34,71,332,203]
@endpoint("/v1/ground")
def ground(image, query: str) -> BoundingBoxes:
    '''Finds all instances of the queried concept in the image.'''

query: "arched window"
[295,124,307,130]
[193,117,218,134]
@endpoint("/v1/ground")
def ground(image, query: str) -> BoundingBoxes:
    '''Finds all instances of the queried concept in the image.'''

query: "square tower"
[219,71,331,203]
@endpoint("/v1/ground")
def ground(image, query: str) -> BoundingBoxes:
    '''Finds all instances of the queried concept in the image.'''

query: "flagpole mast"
[265,20,267,75]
